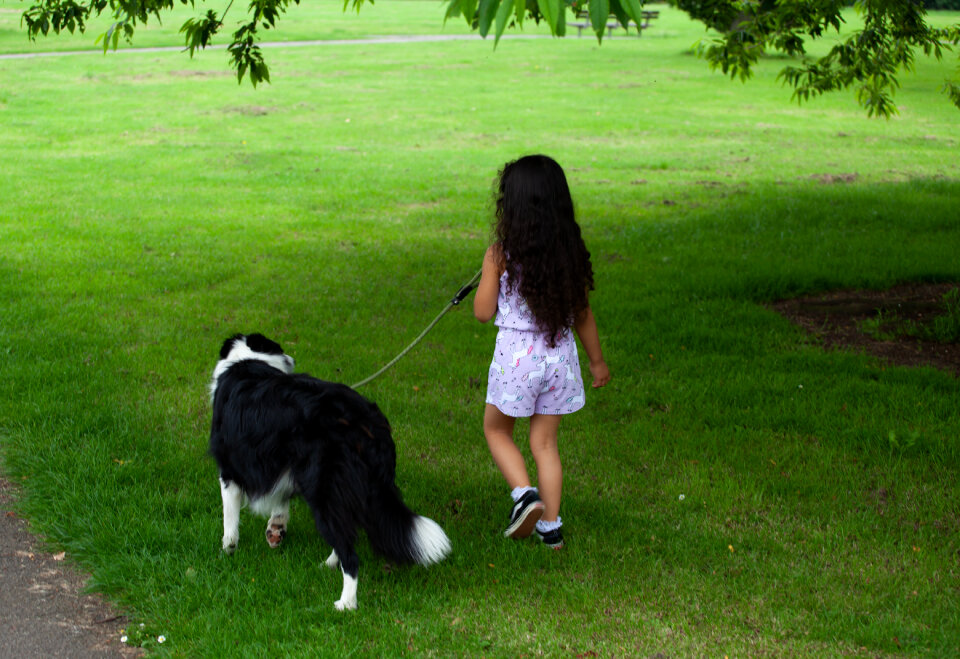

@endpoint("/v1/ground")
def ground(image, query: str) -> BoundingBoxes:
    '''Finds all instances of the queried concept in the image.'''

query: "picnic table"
[568,9,659,37]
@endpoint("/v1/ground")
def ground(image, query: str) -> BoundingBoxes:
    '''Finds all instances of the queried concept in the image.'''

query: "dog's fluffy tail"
[409,515,452,565]
[366,487,451,566]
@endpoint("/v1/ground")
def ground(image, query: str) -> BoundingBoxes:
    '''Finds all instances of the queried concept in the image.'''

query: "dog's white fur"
[209,339,294,403]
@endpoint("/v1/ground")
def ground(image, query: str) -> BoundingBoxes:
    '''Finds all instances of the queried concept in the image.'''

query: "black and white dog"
[209,333,451,611]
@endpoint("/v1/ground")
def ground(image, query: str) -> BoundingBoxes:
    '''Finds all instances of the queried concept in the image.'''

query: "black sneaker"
[503,491,544,539]
[537,527,564,549]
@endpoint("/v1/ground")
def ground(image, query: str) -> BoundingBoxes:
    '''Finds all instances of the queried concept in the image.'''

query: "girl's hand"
[589,360,610,388]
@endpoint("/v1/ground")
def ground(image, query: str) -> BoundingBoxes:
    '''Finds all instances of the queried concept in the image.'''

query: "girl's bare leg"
[483,404,529,488]
[529,413,563,521]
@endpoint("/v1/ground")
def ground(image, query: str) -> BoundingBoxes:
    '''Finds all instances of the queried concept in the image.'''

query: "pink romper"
[485,271,586,417]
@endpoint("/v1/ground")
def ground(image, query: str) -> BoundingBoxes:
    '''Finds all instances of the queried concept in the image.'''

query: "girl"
[474,155,611,549]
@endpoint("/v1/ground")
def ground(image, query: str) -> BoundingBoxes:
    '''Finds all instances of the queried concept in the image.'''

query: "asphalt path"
[0,477,141,658]
[0,33,544,60]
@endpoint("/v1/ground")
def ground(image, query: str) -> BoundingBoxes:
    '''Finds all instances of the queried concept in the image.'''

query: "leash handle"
[451,268,483,305]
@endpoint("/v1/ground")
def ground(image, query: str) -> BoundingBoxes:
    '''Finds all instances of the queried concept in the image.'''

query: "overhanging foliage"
[18,0,960,116]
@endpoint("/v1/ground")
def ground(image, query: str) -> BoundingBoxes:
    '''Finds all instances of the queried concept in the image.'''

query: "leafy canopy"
[19,0,960,116]
[669,0,960,117]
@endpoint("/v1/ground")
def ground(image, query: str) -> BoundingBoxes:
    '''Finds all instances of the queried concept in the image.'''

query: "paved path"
[0,33,543,60]
[0,477,141,658]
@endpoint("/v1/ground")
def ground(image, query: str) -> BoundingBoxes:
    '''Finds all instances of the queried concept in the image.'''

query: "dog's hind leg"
[265,500,289,549]
[319,536,359,610]
[220,477,242,554]
[318,540,358,610]
[310,508,360,610]
[324,549,339,569]
[301,474,361,610]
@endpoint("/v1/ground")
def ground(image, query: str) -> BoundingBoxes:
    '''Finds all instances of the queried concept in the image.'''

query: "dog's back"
[211,363,398,499]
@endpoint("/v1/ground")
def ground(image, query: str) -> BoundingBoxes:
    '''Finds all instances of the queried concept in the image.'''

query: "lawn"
[1,2,959,656]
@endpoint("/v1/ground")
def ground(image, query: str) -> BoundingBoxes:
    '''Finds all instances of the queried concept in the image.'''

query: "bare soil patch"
[769,282,960,376]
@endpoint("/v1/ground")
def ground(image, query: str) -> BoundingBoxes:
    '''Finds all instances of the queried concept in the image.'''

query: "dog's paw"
[265,522,287,549]
[222,536,238,554]
[334,597,357,611]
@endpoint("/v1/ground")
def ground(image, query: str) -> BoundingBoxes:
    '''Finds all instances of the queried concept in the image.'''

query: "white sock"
[536,517,562,533]
[510,486,537,502]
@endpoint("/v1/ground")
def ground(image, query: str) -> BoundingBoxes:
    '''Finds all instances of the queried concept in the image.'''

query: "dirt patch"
[809,172,859,184]
[168,70,232,79]
[221,105,275,116]
[769,282,960,376]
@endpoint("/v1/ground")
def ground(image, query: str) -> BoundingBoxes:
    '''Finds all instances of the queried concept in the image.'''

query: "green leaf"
[99,21,117,52]
[493,0,513,45]
[537,0,560,34]
[513,0,524,27]
[608,0,629,30]
[944,80,960,111]
[589,0,609,38]
[477,0,497,37]
[619,0,642,32]
[443,0,462,23]
[462,0,478,25]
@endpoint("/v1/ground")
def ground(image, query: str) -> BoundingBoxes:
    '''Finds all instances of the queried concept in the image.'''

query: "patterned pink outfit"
[485,271,585,417]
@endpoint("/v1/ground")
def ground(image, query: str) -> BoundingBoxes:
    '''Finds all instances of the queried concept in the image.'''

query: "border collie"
[209,333,451,611]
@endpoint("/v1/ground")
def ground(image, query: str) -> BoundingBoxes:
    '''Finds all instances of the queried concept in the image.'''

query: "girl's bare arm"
[574,305,611,388]
[473,244,503,323]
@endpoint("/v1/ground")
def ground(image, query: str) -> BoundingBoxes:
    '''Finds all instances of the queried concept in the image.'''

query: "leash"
[350,268,483,389]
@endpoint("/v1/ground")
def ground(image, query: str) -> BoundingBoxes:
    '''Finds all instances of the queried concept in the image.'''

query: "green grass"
[1,3,960,656]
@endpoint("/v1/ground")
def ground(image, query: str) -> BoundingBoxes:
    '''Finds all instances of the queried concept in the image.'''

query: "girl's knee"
[528,414,561,451]
[528,431,559,457]
[484,404,516,435]
[529,438,559,460]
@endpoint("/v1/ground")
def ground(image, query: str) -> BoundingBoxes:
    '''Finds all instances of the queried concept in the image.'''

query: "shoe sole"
[537,531,564,549]
[504,501,544,539]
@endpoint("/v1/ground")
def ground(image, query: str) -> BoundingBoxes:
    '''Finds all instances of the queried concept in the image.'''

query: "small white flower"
[158,635,166,644]
[678,494,685,501]
[120,636,128,644]
[139,623,145,630]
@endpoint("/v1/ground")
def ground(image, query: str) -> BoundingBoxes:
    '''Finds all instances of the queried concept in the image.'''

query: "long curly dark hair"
[494,155,594,346]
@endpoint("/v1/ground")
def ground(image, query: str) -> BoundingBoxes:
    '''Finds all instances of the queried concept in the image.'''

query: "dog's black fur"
[209,333,450,610]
